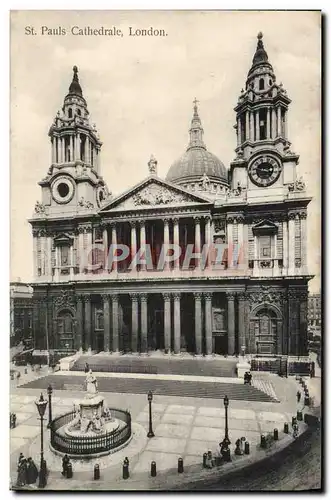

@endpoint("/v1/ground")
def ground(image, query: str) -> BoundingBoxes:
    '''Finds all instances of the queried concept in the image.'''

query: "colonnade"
[51,133,100,169]
[74,290,246,355]
[237,106,288,145]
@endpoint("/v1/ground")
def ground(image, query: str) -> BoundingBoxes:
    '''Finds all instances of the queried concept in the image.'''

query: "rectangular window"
[61,246,69,266]
[259,236,271,258]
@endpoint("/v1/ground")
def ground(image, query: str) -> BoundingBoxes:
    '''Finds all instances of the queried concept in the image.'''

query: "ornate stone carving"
[226,292,236,300]
[214,219,226,233]
[193,292,203,300]
[129,220,137,228]
[288,177,306,192]
[54,290,76,307]
[111,294,119,303]
[194,216,201,224]
[81,295,91,303]
[299,211,307,220]
[228,182,246,198]
[140,293,148,302]
[78,197,94,209]
[288,211,298,220]
[295,258,302,268]
[78,224,93,233]
[130,293,139,302]
[34,201,47,214]
[204,292,213,301]
[132,184,188,206]
[237,292,247,301]
[173,292,181,301]
[162,292,171,301]
[200,173,210,191]
[249,288,285,306]
[101,294,110,301]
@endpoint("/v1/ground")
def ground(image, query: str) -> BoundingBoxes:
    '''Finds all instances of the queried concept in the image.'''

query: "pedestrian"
[16,457,28,487]
[62,454,70,477]
[18,453,24,467]
[206,451,213,469]
[293,422,299,439]
[26,457,38,485]
[297,390,301,402]
[84,362,89,373]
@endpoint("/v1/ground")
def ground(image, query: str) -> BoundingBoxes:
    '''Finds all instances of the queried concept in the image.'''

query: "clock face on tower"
[248,156,282,187]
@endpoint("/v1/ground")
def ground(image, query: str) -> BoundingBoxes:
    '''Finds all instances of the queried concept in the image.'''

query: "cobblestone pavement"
[9,367,312,491]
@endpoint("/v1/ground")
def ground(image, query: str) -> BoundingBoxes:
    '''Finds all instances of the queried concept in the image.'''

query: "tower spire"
[252,32,269,66]
[187,98,206,151]
[69,65,83,96]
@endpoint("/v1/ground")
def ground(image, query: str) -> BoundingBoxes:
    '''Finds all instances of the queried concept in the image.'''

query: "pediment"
[252,219,278,235]
[99,177,212,212]
[53,233,74,245]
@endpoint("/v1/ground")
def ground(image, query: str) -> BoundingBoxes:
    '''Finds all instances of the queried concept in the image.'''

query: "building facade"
[308,294,321,330]
[10,281,33,347]
[29,34,312,357]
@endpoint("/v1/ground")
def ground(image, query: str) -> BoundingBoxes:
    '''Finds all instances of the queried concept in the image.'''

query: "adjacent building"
[10,280,33,347]
[29,33,313,357]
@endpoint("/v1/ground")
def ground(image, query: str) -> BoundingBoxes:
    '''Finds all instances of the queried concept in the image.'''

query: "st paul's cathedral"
[29,33,312,358]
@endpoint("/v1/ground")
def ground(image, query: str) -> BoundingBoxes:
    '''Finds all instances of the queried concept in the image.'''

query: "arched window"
[259,78,265,90]
[68,108,73,118]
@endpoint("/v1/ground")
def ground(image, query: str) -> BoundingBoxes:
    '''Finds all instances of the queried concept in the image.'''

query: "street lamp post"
[35,393,48,488]
[222,395,231,447]
[147,391,155,438]
[47,384,53,429]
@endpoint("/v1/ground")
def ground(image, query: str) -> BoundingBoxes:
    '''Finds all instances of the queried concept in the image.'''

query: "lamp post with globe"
[35,393,48,488]
[147,391,155,438]
[222,395,231,447]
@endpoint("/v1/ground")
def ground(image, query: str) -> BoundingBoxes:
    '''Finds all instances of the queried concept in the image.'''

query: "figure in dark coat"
[26,457,38,484]
[62,454,70,476]
[84,363,89,373]
[16,458,28,487]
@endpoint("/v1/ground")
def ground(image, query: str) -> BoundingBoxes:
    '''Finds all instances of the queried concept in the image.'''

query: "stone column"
[227,292,236,355]
[139,220,146,272]
[46,233,52,277]
[69,245,74,279]
[237,117,242,145]
[204,216,211,269]
[194,216,201,268]
[227,218,233,268]
[102,294,110,352]
[288,213,296,273]
[75,133,80,160]
[102,225,108,272]
[250,111,254,141]
[173,293,181,354]
[273,233,278,270]
[173,218,180,270]
[70,135,74,161]
[111,223,117,272]
[300,212,307,270]
[111,294,119,352]
[83,136,88,163]
[140,293,148,352]
[266,108,271,139]
[54,246,60,281]
[163,218,170,271]
[237,216,244,269]
[75,295,83,352]
[238,293,246,352]
[271,108,276,139]
[277,106,282,136]
[282,217,288,270]
[255,110,260,141]
[51,138,56,164]
[61,137,66,163]
[83,296,92,352]
[205,293,213,355]
[194,293,202,355]
[32,230,38,278]
[299,291,308,356]
[78,228,84,274]
[245,111,250,141]
[130,293,139,352]
[39,231,45,276]
[130,221,137,270]
[163,293,171,353]
[284,110,288,140]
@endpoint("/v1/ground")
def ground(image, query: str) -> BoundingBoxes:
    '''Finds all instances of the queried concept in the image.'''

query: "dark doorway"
[214,334,228,355]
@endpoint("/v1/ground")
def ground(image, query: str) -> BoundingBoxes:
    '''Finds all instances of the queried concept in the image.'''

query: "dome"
[166,147,228,184]
[166,99,228,186]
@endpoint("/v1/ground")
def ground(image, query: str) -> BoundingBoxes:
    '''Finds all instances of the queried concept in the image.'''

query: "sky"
[10,10,321,291]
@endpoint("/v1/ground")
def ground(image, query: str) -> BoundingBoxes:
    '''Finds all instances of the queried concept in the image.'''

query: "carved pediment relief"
[252,219,278,235]
[53,233,74,245]
[101,179,210,212]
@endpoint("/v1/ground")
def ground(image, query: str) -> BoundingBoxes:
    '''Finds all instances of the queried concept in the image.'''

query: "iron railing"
[50,408,131,455]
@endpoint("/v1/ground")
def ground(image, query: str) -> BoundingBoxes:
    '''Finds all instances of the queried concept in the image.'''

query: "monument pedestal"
[236,356,251,379]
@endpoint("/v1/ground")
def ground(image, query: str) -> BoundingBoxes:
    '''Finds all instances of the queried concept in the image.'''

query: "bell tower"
[36,66,111,217]
[229,33,301,200]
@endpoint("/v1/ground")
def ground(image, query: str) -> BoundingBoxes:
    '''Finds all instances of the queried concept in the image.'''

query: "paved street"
[9,366,311,490]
